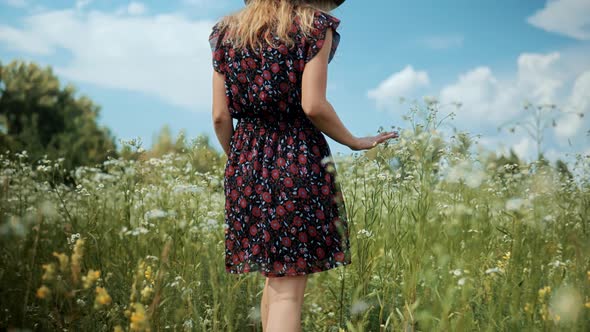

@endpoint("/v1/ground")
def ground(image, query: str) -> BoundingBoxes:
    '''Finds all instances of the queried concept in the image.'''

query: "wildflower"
[82,269,101,289]
[585,302,590,309]
[41,263,56,281]
[71,238,85,285]
[450,269,462,277]
[130,303,148,331]
[505,198,524,211]
[52,252,69,272]
[144,266,153,283]
[94,286,112,309]
[144,209,167,220]
[485,267,501,274]
[36,285,50,299]
[524,302,532,313]
[538,286,551,299]
[140,286,154,303]
[114,326,124,332]
[351,300,369,315]
[457,277,466,286]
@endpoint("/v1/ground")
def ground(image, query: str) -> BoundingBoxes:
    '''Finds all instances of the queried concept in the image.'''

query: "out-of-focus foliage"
[0,60,118,174]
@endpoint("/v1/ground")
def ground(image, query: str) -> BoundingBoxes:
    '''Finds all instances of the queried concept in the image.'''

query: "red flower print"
[255,75,264,86]
[233,221,242,231]
[289,163,298,174]
[285,200,295,211]
[264,229,271,242]
[297,257,306,269]
[226,239,234,250]
[244,185,253,196]
[247,58,256,69]
[271,169,280,179]
[284,177,293,187]
[271,63,280,73]
[308,227,317,237]
[311,163,320,174]
[236,176,243,186]
[255,184,264,194]
[325,236,332,246]
[298,187,308,199]
[312,145,320,156]
[238,73,247,83]
[263,70,271,80]
[277,157,286,167]
[335,251,345,262]
[249,225,257,236]
[298,232,308,243]
[231,84,239,95]
[262,192,272,203]
[270,219,281,230]
[288,72,297,83]
[229,48,235,57]
[316,39,324,49]
[293,216,304,227]
[239,250,246,261]
[273,261,284,271]
[315,209,325,220]
[321,185,330,195]
[230,189,239,201]
[281,237,291,247]
[278,44,288,54]
[298,154,307,165]
[279,100,287,111]
[316,247,325,259]
[242,238,249,248]
[252,206,261,217]
[252,244,261,255]
[276,205,286,216]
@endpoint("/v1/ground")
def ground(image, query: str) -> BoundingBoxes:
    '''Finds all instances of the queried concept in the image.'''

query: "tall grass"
[1,102,589,331]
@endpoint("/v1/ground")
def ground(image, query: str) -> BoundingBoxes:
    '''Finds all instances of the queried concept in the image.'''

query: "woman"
[210,0,398,330]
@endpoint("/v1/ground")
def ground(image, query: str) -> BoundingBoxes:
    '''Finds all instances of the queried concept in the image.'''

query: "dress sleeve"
[304,11,341,64]
[209,22,226,74]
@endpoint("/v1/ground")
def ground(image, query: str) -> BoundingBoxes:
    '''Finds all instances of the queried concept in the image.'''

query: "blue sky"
[1,0,589,163]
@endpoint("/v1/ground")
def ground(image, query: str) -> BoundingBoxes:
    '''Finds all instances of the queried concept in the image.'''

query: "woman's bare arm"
[212,70,234,156]
[301,29,398,150]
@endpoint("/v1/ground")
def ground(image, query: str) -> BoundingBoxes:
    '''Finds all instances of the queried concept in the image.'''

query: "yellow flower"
[52,252,69,272]
[94,286,112,309]
[538,286,551,300]
[71,238,85,285]
[144,266,152,282]
[585,301,590,309]
[82,269,101,289]
[524,302,532,313]
[36,285,51,299]
[140,286,153,303]
[114,326,124,332]
[130,303,148,331]
[587,271,590,282]
[41,263,56,281]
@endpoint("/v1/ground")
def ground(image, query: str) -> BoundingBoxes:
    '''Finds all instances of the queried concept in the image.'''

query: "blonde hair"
[217,0,336,51]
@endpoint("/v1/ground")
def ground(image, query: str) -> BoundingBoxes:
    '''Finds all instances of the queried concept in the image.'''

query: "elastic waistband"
[235,116,316,132]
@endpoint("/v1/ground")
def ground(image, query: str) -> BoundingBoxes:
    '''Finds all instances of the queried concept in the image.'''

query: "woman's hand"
[349,131,399,151]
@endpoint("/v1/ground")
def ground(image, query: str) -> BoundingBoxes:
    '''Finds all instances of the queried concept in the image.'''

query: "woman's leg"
[261,277,270,332]
[265,275,309,332]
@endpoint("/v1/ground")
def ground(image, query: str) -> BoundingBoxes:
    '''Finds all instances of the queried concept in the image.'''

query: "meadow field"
[1,104,589,331]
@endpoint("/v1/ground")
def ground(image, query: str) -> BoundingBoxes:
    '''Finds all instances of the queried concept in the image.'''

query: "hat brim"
[244,0,345,9]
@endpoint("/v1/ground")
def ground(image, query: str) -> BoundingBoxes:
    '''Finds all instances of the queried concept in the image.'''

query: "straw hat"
[244,0,346,9]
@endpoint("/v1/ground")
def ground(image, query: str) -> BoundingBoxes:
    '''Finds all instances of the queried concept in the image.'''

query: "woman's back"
[209,9,341,122]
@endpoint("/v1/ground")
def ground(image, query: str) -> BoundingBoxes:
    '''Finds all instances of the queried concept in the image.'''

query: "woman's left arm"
[212,70,233,156]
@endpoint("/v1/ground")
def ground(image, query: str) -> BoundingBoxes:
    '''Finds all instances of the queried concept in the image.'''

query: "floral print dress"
[209,10,351,277]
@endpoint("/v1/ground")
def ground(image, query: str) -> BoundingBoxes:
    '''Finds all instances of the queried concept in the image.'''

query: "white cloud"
[0,7,216,111]
[554,70,590,139]
[527,0,590,40]
[420,34,463,50]
[126,2,147,16]
[367,65,430,109]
